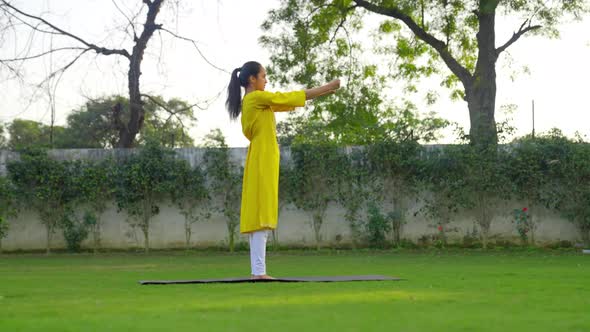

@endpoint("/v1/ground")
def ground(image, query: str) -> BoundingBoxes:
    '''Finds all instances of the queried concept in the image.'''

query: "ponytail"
[225,61,262,120]
[226,68,242,120]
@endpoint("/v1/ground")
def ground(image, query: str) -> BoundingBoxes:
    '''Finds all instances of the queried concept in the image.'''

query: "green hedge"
[2,132,589,252]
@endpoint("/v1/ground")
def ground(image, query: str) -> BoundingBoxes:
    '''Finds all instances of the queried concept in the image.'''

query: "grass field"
[1,249,589,332]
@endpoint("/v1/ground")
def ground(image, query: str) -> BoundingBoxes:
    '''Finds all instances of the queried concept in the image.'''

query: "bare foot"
[250,274,275,280]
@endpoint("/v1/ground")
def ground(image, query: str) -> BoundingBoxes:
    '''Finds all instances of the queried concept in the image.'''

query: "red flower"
[522,207,528,212]
[437,225,443,232]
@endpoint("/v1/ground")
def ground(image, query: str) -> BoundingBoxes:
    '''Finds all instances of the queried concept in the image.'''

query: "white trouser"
[249,230,269,276]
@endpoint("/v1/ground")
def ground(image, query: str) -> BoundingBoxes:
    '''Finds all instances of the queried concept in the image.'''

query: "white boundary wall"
[0,148,582,251]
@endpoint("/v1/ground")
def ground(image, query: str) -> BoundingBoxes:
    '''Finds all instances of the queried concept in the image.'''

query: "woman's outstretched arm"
[304,79,341,100]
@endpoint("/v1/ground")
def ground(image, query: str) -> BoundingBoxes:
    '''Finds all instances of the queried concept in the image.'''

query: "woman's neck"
[245,86,256,95]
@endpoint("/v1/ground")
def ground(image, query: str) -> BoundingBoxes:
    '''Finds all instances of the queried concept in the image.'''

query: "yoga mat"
[139,275,402,285]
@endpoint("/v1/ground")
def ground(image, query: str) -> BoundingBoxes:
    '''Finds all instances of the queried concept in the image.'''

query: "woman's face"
[249,66,267,91]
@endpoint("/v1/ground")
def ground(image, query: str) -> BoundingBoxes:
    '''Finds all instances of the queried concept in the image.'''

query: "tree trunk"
[185,217,192,251]
[312,213,323,250]
[476,192,491,249]
[228,223,235,252]
[227,217,238,252]
[46,223,52,255]
[119,58,144,148]
[350,219,360,249]
[479,215,490,249]
[465,7,499,147]
[465,85,498,147]
[93,216,101,254]
[271,229,279,250]
[116,0,163,148]
[142,222,150,253]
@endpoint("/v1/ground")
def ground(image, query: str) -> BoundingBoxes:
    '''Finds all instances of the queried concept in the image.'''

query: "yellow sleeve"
[253,90,306,112]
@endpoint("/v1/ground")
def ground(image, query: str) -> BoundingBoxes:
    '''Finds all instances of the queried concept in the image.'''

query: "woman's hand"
[328,79,341,91]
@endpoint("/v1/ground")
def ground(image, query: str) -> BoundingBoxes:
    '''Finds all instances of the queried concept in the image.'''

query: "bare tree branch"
[35,48,91,88]
[0,58,22,79]
[0,0,208,148]
[496,19,542,55]
[141,94,204,114]
[1,46,86,62]
[1,0,131,58]
[112,0,138,41]
[140,94,193,136]
[158,27,229,74]
[3,8,61,35]
[328,5,358,44]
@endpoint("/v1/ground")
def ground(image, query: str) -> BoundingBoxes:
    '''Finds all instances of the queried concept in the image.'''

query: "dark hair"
[226,61,262,120]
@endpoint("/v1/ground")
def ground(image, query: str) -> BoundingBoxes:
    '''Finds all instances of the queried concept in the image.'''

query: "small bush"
[61,213,89,253]
[364,203,391,248]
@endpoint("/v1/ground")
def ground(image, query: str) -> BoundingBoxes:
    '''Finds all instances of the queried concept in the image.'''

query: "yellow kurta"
[240,90,306,234]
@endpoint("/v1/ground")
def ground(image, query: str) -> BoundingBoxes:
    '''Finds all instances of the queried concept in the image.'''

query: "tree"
[0,0,221,147]
[265,13,449,149]
[506,134,570,244]
[270,39,402,147]
[272,158,295,249]
[169,158,210,250]
[261,0,588,147]
[542,130,590,246]
[364,201,392,248]
[4,96,195,150]
[334,147,369,247]
[202,129,242,252]
[457,144,512,248]
[419,146,471,246]
[289,143,340,249]
[135,96,197,148]
[366,138,422,246]
[276,94,448,148]
[61,98,123,149]
[0,175,18,253]
[76,158,117,253]
[114,140,177,252]
[6,120,43,150]
[7,148,79,254]
[63,96,196,148]
[6,119,66,150]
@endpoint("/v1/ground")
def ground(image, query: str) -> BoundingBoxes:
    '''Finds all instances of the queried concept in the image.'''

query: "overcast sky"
[1,0,589,147]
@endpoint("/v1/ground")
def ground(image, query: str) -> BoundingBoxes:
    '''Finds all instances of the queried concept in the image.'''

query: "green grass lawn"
[1,249,589,332]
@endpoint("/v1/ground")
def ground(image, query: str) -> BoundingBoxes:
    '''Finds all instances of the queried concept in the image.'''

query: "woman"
[226,61,340,279]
